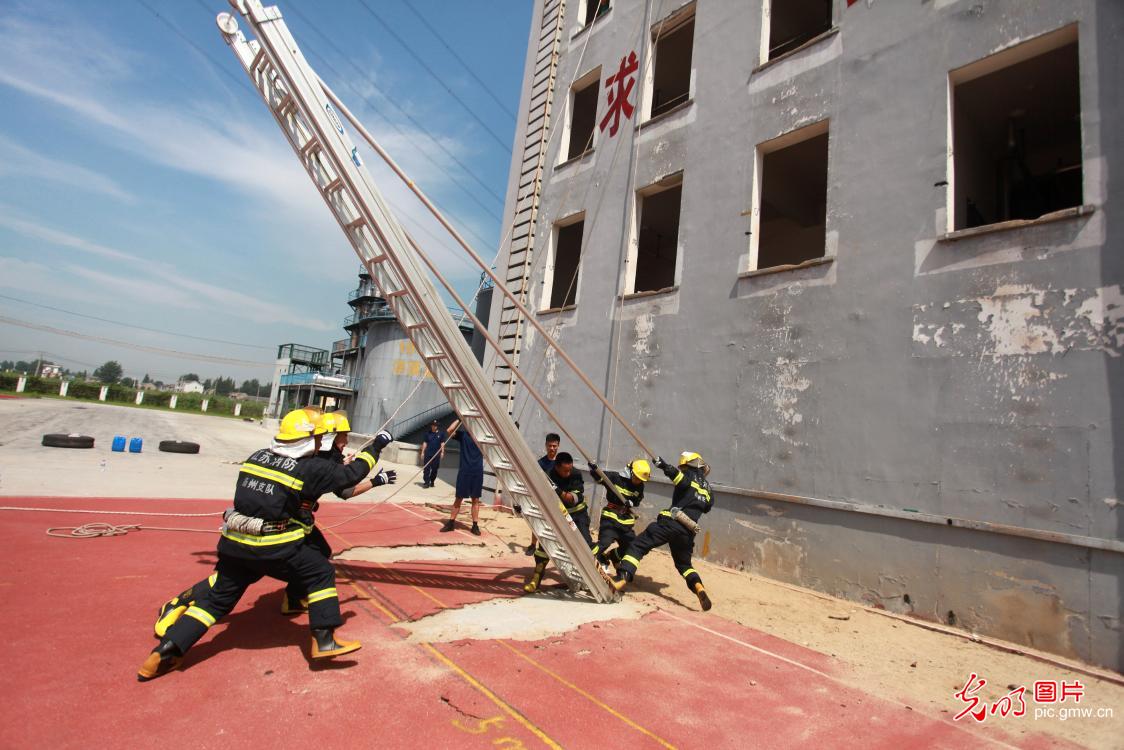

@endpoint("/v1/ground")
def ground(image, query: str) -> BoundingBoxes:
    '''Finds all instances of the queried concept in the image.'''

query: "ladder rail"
[218,0,615,601]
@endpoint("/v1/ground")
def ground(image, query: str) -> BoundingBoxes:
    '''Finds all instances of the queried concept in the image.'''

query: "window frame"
[559,66,601,166]
[641,2,696,123]
[944,23,1081,235]
[747,119,831,274]
[625,171,685,296]
[542,211,586,312]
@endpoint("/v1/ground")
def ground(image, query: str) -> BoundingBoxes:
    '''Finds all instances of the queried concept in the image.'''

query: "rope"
[0,506,222,517]
[46,523,216,539]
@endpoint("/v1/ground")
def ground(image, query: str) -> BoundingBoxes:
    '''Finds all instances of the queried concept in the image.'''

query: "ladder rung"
[250,47,267,72]
[345,217,367,231]
[425,351,448,360]
[276,93,294,114]
[323,177,344,194]
[300,139,322,159]
[405,322,427,331]
[442,381,465,390]
[385,289,408,299]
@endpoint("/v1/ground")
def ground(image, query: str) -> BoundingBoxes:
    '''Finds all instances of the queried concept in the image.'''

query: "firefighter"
[523,452,588,594]
[138,408,395,681]
[587,458,650,572]
[612,452,714,612]
[153,410,395,632]
[281,410,395,614]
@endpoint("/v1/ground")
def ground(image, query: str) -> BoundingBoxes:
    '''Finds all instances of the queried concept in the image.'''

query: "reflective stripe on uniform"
[207,572,218,587]
[240,463,304,490]
[185,606,216,627]
[590,544,600,556]
[614,484,639,498]
[306,587,338,604]
[622,554,640,568]
[672,470,685,485]
[659,509,672,518]
[601,509,637,525]
[567,502,587,514]
[682,568,698,579]
[221,526,309,546]
[355,452,375,470]
[690,481,711,502]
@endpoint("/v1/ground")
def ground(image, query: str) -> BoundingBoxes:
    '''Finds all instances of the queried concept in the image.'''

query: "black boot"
[439,519,456,533]
[137,640,183,682]
[310,628,361,659]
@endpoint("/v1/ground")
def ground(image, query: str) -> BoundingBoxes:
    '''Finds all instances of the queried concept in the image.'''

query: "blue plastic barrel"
[112,435,126,452]
[129,437,143,453]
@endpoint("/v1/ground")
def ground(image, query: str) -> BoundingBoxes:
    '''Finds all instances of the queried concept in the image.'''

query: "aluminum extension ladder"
[217,0,615,601]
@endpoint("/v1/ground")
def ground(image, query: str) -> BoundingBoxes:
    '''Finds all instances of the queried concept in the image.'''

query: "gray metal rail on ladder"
[217,0,615,602]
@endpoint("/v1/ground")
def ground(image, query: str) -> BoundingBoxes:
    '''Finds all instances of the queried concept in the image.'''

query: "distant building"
[38,364,61,378]
[176,380,204,394]
[268,269,484,438]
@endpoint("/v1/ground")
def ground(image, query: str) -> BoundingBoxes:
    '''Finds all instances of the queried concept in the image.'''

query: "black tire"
[159,440,200,454]
[42,433,95,449]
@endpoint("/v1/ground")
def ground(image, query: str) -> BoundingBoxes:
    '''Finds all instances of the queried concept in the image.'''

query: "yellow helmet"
[678,451,709,474]
[276,408,322,441]
[628,459,651,482]
[321,411,351,434]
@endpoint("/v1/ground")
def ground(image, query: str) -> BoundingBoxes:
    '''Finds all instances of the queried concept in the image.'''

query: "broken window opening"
[566,75,599,161]
[547,219,584,310]
[754,124,829,271]
[951,28,1082,230]
[582,0,611,27]
[650,15,695,119]
[633,179,682,293]
[765,0,832,62]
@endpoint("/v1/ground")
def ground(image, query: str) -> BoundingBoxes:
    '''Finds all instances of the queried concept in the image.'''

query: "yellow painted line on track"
[325,524,562,750]
[326,516,676,749]
[495,639,677,750]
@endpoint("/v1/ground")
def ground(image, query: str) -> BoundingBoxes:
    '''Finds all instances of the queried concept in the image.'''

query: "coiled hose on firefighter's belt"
[0,506,221,538]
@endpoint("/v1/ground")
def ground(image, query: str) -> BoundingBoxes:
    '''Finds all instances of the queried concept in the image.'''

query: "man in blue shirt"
[440,419,484,535]
[420,420,445,488]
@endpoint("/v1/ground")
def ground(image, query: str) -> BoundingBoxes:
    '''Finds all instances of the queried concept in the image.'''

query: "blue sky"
[0,0,531,385]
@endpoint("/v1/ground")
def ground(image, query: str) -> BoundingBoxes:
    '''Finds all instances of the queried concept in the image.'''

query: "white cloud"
[0,134,135,203]
[0,211,336,331]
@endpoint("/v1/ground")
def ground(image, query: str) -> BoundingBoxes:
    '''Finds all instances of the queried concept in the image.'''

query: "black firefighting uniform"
[159,446,376,654]
[617,464,712,591]
[532,466,589,563]
[589,469,644,566]
[164,445,356,610]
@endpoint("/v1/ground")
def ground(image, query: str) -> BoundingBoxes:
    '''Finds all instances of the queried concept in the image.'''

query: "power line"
[283,3,506,208]
[400,0,516,121]
[0,292,273,350]
[0,315,274,368]
[354,0,512,152]
[134,0,257,97]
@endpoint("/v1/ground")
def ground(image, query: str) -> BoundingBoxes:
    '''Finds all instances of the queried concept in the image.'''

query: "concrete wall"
[494,0,1123,669]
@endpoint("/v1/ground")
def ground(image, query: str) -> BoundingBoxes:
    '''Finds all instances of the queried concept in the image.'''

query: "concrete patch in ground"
[395,594,652,642]
[335,543,489,564]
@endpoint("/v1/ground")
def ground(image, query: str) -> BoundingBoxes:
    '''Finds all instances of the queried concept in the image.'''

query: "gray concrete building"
[490,0,1123,670]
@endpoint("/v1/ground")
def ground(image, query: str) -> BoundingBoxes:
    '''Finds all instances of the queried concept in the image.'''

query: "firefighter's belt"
[660,508,700,534]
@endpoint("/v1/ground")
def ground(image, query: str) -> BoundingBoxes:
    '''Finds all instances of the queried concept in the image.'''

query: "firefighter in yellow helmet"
[139,407,396,681]
[612,451,714,611]
[586,458,650,573]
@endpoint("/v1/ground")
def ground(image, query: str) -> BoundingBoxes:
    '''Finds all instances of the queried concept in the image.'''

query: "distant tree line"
[1,360,268,395]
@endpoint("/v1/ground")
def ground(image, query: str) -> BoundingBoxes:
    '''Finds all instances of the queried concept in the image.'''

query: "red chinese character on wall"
[599,51,638,137]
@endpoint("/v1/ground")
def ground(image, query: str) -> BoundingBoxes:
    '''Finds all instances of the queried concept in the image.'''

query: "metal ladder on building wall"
[217,0,615,602]
[492,0,566,414]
